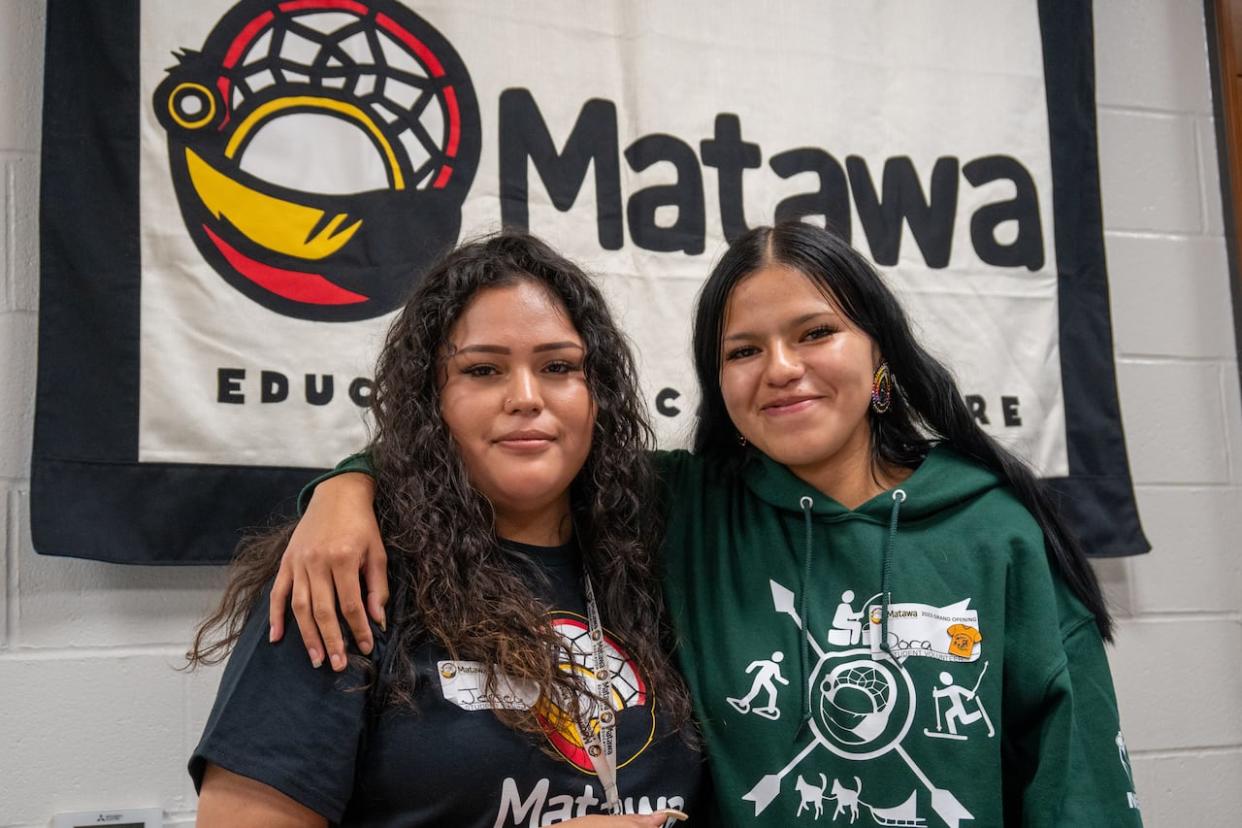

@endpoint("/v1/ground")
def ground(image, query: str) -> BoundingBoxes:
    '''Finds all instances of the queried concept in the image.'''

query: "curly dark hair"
[189,232,694,742]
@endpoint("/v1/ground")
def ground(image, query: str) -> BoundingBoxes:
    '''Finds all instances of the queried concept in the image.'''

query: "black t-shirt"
[189,539,703,826]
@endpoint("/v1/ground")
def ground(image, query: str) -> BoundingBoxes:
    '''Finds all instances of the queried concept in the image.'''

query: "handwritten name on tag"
[437,660,541,711]
[868,599,982,662]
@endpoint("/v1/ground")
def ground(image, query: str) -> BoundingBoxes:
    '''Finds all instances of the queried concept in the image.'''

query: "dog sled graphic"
[867,792,926,827]
[740,580,974,827]
[795,773,926,825]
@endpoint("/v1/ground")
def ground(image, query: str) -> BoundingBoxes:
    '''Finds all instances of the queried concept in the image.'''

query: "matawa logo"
[154,0,481,322]
[535,612,656,774]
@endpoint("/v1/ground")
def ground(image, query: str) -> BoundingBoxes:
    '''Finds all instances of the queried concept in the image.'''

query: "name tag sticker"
[868,599,982,662]
[437,660,540,711]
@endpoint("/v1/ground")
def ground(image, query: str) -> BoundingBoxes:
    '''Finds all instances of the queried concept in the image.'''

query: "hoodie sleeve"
[1010,606,1143,827]
[296,451,374,514]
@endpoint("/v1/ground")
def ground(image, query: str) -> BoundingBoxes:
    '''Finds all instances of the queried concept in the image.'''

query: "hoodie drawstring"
[797,488,907,736]
[879,489,906,659]
[798,495,815,733]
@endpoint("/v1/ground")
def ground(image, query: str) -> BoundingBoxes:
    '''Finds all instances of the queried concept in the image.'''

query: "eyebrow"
[723,311,839,342]
[454,341,584,355]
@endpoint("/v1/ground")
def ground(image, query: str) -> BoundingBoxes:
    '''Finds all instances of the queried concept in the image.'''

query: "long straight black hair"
[692,221,1113,640]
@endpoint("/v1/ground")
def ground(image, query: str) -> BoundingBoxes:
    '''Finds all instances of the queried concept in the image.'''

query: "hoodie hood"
[742,443,1003,523]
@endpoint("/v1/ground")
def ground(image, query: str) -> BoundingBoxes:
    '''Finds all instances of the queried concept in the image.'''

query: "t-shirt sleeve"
[189,583,373,821]
[297,451,375,514]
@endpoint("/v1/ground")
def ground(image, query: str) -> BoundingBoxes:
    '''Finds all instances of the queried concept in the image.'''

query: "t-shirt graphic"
[189,539,701,827]
[435,609,656,775]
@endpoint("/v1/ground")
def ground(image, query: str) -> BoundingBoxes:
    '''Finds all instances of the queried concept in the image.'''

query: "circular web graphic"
[154,0,481,321]
[534,613,655,774]
[808,650,916,760]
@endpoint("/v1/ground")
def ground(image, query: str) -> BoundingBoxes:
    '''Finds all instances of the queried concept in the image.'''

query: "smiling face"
[719,263,880,483]
[439,279,595,532]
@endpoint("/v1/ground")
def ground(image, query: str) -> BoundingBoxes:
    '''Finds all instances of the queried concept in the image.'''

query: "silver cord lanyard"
[572,569,622,814]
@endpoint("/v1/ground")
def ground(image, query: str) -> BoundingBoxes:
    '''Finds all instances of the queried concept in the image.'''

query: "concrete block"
[1222,364,1242,486]
[0,158,8,313]
[0,654,188,825]
[1115,360,1229,485]
[1089,556,1134,619]
[12,489,228,648]
[1098,109,1203,234]
[0,311,36,478]
[1130,487,1242,613]
[1106,233,1234,359]
[1198,117,1226,236]
[184,661,227,805]
[1,487,9,649]
[1109,618,1242,751]
[1094,0,1213,114]
[9,155,38,311]
[1130,749,1242,827]
[0,0,45,152]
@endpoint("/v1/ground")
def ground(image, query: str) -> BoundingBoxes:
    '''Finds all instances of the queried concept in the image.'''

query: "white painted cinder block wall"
[1,1,1239,825]
[1093,3,1242,825]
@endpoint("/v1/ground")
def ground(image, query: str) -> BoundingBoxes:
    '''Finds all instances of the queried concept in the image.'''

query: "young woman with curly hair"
[187,233,700,827]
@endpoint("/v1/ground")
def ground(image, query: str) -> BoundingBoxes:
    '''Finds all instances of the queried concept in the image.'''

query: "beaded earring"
[871,361,893,414]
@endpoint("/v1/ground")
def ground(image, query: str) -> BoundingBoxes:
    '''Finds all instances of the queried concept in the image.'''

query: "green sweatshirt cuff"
[296,451,375,515]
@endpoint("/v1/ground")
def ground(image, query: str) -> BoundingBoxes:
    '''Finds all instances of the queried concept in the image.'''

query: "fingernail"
[379,615,387,633]
[268,628,277,643]
[310,649,323,668]
[331,653,346,671]
[360,638,373,655]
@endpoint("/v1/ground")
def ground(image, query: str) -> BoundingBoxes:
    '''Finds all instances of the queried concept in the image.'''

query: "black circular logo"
[154,0,481,321]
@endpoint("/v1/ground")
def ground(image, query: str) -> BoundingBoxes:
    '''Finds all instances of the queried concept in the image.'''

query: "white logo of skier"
[735,580,974,827]
[924,663,994,741]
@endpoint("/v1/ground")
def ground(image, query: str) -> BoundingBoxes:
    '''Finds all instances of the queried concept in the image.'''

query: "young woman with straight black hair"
[691,222,1112,642]
[273,222,1142,827]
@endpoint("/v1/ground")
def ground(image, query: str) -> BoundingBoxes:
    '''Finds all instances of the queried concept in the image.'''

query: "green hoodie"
[304,445,1142,827]
[656,445,1142,827]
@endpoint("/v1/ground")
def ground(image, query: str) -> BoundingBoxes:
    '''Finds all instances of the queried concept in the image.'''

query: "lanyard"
[568,568,622,814]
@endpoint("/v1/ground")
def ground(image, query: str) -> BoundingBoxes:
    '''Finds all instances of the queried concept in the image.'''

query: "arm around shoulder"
[296,451,376,515]
[272,453,386,671]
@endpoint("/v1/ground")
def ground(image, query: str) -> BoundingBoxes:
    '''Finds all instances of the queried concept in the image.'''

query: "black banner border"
[32,1,1150,562]
[33,0,321,564]
[1038,0,1150,557]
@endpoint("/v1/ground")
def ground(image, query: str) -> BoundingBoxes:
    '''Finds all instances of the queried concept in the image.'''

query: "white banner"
[136,0,1066,474]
